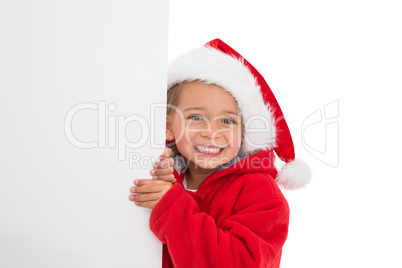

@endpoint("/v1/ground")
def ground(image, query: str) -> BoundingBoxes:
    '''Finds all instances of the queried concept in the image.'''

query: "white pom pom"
[276,159,311,190]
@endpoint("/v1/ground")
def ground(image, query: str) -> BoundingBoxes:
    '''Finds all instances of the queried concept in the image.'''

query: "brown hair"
[166,81,190,154]
[166,83,183,116]
[166,80,202,116]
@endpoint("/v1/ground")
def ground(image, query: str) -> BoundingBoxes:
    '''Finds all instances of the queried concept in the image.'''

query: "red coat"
[150,150,290,268]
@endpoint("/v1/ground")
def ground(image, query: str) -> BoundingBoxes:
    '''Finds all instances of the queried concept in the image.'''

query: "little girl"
[129,39,310,267]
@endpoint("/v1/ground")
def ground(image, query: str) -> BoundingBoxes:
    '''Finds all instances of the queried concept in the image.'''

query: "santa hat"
[167,39,311,190]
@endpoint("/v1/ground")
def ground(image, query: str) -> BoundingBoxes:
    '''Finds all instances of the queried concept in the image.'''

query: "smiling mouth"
[194,145,224,155]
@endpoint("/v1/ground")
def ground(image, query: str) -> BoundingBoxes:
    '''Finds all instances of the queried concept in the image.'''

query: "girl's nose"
[200,121,223,139]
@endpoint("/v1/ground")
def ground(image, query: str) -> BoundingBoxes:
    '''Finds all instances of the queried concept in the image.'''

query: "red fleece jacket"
[150,150,290,268]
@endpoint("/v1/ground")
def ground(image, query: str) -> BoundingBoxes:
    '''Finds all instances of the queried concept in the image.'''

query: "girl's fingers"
[159,147,172,160]
[128,195,159,208]
[132,179,173,192]
[153,174,176,183]
[129,192,161,202]
[133,178,172,186]
[153,157,174,169]
[128,150,174,209]
[132,184,163,194]
[134,200,158,208]
[129,179,173,208]
[150,166,174,177]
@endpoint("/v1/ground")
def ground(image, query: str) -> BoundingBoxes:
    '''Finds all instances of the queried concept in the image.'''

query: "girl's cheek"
[184,128,197,137]
[236,136,242,146]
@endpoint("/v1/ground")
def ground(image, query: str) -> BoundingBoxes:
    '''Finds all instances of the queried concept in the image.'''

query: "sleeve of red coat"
[149,174,290,268]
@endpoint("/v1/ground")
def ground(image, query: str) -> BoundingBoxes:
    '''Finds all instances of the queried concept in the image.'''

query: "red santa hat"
[167,39,311,190]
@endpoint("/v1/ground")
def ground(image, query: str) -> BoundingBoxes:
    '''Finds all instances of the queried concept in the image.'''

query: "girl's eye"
[189,115,203,121]
[222,118,235,125]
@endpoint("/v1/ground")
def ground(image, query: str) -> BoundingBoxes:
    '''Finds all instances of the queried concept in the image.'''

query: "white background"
[168,0,402,267]
[1,1,167,267]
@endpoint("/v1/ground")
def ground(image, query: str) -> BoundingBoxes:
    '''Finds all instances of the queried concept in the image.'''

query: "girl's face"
[166,81,242,170]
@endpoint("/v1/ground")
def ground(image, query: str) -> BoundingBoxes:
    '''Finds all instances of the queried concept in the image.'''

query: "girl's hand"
[129,179,173,208]
[150,147,176,184]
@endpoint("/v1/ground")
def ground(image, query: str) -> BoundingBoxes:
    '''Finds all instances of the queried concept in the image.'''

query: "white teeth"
[194,145,222,154]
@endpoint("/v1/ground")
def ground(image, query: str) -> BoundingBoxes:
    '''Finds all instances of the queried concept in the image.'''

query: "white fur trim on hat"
[168,46,277,155]
[276,159,311,190]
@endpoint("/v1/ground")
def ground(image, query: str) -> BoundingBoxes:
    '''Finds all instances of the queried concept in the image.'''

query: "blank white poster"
[0,1,168,267]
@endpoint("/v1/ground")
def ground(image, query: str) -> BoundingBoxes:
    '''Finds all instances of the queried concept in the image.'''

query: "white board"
[0,1,168,267]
